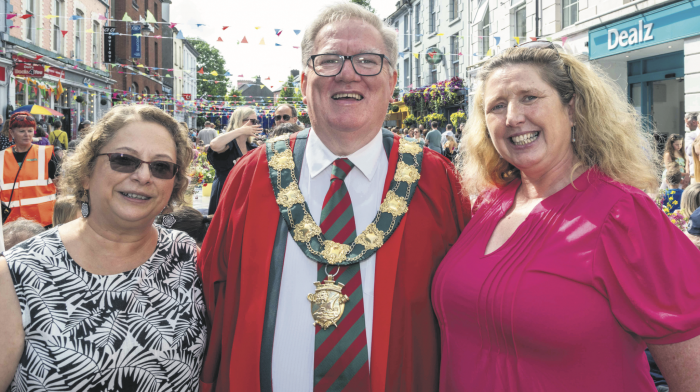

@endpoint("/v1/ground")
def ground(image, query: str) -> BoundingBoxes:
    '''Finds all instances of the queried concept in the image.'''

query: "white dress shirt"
[271,129,388,391]
[685,128,699,176]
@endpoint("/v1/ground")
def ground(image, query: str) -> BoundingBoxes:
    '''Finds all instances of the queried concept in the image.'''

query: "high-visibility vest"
[0,145,56,226]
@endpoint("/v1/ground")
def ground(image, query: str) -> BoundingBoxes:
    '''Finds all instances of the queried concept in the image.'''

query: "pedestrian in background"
[426,120,442,153]
[49,118,68,151]
[2,218,44,250]
[0,104,206,391]
[0,116,11,151]
[32,125,50,146]
[685,112,699,182]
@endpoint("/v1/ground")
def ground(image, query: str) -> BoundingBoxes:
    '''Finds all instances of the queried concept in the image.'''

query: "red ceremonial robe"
[198,131,471,392]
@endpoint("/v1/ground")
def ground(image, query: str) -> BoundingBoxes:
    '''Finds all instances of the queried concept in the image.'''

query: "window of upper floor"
[562,0,579,28]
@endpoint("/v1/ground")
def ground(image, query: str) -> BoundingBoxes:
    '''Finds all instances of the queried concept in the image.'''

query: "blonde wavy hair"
[681,183,700,218]
[59,104,193,209]
[457,46,660,195]
[226,106,257,144]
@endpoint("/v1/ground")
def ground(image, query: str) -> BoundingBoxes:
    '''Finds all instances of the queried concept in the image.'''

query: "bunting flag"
[224,72,231,76]
[530,37,538,41]
[98,15,107,21]
[458,52,462,56]
[238,74,244,77]
[217,37,223,42]
[293,46,299,49]
[169,22,177,28]
[399,52,405,58]
[176,30,184,39]
[260,85,264,89]
[35,55,43,60]
[276,29,282,36]
[255,27,260,30]
[211,71,219,76]
[546,36,553,42]
[428,52,435,59]
[45,14,59,19]
[241,36,248,43]
[494,36,500,45]
[196,24,205,27]
[561,36,568,46]
[5,13,15,19]
[20,14,32,19]
[259,38,265,45]
[197,68,204,74]
[514,37,520,44]
[275,43,281,46]
[146,10,157,23]
[414,53,419,59]
[486,49,493,56]
[86,28,94,33]
[223,26,229,30]
[121,13,132,22]
[294,30,301,35]
[437,33,444,36]
[265,77,270,80]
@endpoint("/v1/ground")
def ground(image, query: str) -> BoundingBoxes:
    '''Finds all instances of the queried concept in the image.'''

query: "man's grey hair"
[270,122,303,138]
[3,218,45,250]
[275,104,298,118]
[686,112,699,121]
[301,2,398,73]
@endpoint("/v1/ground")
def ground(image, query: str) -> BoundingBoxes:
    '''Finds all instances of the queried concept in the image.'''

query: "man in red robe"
[198,3,471,391]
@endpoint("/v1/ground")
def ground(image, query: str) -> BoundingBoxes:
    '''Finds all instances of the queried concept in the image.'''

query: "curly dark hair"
[59,104,193,209]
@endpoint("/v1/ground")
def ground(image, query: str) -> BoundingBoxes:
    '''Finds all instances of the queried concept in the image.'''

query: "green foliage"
[403,114,417,127]
[190,38,231,99]
[225,87,245,104]
[350,0,375,13]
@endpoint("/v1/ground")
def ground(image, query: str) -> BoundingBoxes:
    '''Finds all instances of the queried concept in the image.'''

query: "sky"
[169,0,397,92]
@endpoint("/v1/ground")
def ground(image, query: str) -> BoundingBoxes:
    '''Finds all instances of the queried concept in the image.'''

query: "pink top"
[432,168,700,392]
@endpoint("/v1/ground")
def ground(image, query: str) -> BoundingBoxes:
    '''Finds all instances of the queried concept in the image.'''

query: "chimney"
[255,76,261,84]
[290,69,300,77]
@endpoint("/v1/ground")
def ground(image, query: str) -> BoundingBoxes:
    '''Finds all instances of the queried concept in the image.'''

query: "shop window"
[28,85,37,105]
[514,4,526,43]
[429,0,436,34]
[562,0,578,28]
[451,35,460,77]
[16,81,26,106]
[449,0,459,20]
[415,3,421,41]
[75,10,84,61]
[53,0,64,53]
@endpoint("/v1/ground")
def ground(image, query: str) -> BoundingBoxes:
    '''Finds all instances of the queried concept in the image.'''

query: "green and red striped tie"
[314,158,370,391]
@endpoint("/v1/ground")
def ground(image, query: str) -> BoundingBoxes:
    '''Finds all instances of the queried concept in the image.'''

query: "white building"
[181,40,198,129]
[387,0,695,138]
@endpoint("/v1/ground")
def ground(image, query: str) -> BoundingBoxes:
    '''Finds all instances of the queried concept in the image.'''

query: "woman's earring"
[162,214,176,228]
[81,190,90,218]
[571,126,576,143]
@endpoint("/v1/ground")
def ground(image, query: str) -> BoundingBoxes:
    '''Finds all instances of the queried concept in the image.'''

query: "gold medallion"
[308,275,350,329]
[294,215,322,243]
[355,224,384,250]
[321,240,351,265]
[269,149,295,171]
[398,138,423,155]
[276,183,305,207]
[379,190,409,216]
[394,161,421,184]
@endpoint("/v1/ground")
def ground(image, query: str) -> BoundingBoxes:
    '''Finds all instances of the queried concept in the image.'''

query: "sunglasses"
[516,40,575,88]
[275,114,292,122]
[97,153,179,180]
[244,118,258,125]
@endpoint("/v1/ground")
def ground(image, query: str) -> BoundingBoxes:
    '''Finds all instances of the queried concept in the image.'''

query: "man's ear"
[301,71,308,105]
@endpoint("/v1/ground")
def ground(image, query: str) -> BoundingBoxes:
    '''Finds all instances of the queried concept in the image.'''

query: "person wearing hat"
[0,112,57,227]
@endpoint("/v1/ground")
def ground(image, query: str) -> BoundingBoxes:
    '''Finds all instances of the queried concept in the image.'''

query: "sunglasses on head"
[244,118,258,125]
[97,153,179,180]
[275,114,292,122]
[516,40,575,90]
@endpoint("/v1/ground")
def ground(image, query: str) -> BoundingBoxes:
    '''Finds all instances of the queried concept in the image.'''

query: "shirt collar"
[306,128,384,181]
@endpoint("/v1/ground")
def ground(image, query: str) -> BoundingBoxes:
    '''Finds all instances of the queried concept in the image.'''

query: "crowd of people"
[1,3,700,392]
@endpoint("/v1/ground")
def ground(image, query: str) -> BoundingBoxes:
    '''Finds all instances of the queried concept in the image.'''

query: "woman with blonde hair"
[681,183,700,218]
[690,136,700,184]
[432,41,700,391]
[443,134,457,162]
[206,106,261,214]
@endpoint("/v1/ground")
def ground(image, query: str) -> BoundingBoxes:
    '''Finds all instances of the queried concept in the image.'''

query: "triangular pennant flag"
[197,67,204,74]
[265,77,270,80]
[514,36,520,44]
[238,74,243,77]
[165,74,171,77]
[546,36,553,42]
[530,37,538,41]
[458,52,463,56]
[44,14,59,19]
[260,85,264,89]
[176,30,184,39]
[146,10,157,23]
[35,55,43,60]
[211,71,218,76]
[494,36,501,45]
[486,49,492,56]
[437,33,444,36]
[98,15,107,21]
[85,28,93,33]
[121,13,132,22]
[223,26,229,30]
[428,52,435,59]
[399,52,405,58]
[255,26,260,30]
[276,29,282,36]
[169,22,177,28]
[561,36,568,46]
[241,36,248,43]
[259,38,265,45]
[275,43,281,46]
[294,29,301,35]
[137,64,144,68]
[224,72,231,76]
[196,24,205,27]
[293,46,299,49]
[217,37,223,42]
[5,13,16,19]
[20,14,32,19]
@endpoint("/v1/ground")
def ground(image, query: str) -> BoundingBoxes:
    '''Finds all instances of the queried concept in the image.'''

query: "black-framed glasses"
[308,53,387,77]
[516,40,575,90]
[243,118,258,125]
[275,114,291,122]
[96,153,179,180]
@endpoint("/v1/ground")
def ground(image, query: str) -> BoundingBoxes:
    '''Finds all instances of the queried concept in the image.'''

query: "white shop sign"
[608,20,654,50]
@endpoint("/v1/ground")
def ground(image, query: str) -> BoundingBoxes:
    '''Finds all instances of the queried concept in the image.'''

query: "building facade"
[5,0,114,137]
[108,0,164,103]
[182,39,198,128]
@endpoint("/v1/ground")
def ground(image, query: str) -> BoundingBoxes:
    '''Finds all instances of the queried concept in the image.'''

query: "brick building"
[108,0,164,100]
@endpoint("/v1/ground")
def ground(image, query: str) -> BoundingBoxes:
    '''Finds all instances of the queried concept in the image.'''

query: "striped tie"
[314,158,371,391]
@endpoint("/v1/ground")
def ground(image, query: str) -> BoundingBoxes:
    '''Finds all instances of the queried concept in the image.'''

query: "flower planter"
[202,182,212,197]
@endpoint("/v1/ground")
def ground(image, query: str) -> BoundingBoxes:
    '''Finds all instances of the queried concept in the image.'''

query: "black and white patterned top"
[5,227,207,392]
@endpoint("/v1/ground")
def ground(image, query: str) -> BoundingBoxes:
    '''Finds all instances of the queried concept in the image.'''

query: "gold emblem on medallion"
[321,240,351,265]
[355,224,385,250]
[398,138,422,155]
[269,149,295,172]
[276,183,305,207]
[308,275,349,329]
[379,190,409,217]
[394,161,421,184]
[294,215,322,243]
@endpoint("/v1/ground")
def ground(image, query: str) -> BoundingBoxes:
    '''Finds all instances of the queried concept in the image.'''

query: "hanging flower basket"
[75,96,84,103]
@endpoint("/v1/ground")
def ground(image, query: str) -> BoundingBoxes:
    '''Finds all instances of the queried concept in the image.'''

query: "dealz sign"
[608,20,654,50]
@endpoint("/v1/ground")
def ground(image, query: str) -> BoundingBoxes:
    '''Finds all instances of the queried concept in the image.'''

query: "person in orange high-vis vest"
[0,112,57,227]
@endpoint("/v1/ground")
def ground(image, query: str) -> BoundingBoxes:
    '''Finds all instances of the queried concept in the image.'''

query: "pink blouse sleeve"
[593,191,700,345]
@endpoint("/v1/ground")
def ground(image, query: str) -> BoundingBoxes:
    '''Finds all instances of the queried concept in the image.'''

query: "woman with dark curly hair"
[0,104,207,391]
